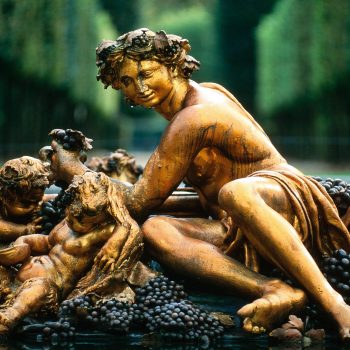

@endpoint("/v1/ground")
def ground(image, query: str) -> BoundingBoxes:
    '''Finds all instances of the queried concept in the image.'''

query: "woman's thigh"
[144,216,228,248]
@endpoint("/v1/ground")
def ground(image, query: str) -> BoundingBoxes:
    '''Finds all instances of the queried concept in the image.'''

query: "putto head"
[65,171,139,234]
[96,28,200,89]
[64,171,110,219]
[86,148,143,183]
[0,157,51,197]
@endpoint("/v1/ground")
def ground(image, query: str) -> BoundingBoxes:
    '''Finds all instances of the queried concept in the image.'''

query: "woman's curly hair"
[96,28,200,89]
[0,157,51,196]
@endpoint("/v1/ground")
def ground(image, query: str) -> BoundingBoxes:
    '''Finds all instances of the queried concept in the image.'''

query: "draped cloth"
[222,170,350,272]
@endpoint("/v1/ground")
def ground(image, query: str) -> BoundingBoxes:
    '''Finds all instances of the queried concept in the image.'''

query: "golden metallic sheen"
[94,28,350,340]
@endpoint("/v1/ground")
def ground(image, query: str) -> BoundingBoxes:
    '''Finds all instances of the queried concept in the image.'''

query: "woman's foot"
[237,280,307,334]
[329,300,350,341]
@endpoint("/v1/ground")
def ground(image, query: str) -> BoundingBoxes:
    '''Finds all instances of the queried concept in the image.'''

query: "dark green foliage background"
[0,0,349,162]
[256,0,350,162]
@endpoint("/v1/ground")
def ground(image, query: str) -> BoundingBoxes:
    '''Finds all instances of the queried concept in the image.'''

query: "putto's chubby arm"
[15,234,51,255]
[0,218,42,241]
[63,223,115,255]
[124,105,218,219]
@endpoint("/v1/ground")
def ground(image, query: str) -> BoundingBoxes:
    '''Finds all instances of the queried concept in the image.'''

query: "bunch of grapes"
[38,189,73,235]
[59,295,134,333]
[313,177,350,216]
[160,43,180,58]
[144,300,224,342]
[303,249,350,329]
[37,320,75,344]
[132,33,150,48]
[16,319,75,345]
[89,299,134,333]
[49,128,92,153]
[59,278,188,335]
[51,130,81,151]
[321,249,350,303]
[58,295,94,322]
[17,275,227,344]
[133,275,187,324]
[38,199,62,235]
[135,276,187,307]
[268,249,350,329]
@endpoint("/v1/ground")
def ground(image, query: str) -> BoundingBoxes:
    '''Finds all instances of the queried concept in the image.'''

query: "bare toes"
[242,317,266,334]
[340,328,350,342]
[237,303,256,318]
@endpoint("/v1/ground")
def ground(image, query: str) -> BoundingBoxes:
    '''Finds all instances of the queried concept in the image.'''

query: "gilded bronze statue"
[38,28,350,340]
[344,207,350,230]
[94,28,350,339]
[86,148,143,184]
[0,171,142,333]
[0,157,51,243]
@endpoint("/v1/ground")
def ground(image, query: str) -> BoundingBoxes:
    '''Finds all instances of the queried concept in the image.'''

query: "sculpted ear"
[169,65,179,78]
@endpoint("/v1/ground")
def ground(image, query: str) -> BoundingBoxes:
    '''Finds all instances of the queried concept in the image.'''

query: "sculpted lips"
[138,92,154,101]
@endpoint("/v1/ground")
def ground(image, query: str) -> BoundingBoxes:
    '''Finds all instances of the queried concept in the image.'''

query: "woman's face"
[116,58,175,108]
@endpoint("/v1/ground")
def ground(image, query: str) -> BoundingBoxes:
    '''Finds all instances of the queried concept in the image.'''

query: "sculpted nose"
[136,78,148,94]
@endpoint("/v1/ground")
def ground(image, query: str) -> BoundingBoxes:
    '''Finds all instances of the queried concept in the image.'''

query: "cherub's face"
[117,58,174,108]
[66,202,109,234]
[3,188,44,219]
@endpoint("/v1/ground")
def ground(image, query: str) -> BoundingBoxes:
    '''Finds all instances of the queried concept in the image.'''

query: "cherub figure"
[86,148,143,184]
[0,157,50,243]
[0,171,141,333]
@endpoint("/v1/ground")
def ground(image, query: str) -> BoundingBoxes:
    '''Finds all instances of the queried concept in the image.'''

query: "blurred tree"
[140,1,218,83]
[100,0,140,33]
[256,0,350,162]
[215,0,277,114]
[0,0,119,157]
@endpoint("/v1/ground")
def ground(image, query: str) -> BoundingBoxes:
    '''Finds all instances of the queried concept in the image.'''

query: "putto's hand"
[24,223,42,235]
[50,140,80,172]
[101,258,115,273]
[94,244,120,273]
[32,216,43,225]
[43,140,88,183]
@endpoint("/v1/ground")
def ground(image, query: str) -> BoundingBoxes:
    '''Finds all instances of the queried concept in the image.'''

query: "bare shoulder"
[168,104,222,136]
[172,83,234,127]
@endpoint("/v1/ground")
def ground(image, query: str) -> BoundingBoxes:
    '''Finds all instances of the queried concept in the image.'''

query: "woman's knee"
[218,179,257,215]
[142,216,173,245]
[142,216,187,254]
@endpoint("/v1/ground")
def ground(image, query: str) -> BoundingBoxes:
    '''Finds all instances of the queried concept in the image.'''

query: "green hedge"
[256,0,350,161]
[139,2,219,83]
[0,0,118,118]
[0,0,121,156]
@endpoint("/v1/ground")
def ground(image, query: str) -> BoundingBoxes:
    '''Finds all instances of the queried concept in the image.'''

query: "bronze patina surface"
[0,170,142,333]
[30,28,350,341]
[0,157,51,242]
[93,28,350,339]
